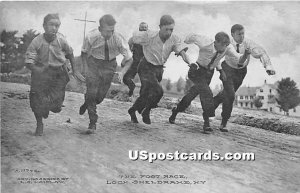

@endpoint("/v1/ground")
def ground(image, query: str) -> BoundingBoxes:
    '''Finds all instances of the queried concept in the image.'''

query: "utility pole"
[74,11,96,42]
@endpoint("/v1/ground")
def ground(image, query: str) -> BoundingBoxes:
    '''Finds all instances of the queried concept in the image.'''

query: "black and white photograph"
[1,1,300,193]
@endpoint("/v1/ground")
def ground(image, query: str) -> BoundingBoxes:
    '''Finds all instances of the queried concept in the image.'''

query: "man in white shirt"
[128,15,191,124]
[213,24,276,132]
[79,14,133,134]
[169,32,249,132]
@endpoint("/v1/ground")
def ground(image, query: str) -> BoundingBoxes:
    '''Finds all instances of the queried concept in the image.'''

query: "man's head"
[139,22,148,31]
[43,13,61,40]
[159,15,175,41]
[231,24,244,44]
[214,32,230,53]
[98,14,116,40]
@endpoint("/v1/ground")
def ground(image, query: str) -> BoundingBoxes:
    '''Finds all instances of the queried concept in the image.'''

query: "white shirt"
[131,30,187,66]
[225,38,273,70]
[82,29,132,61]
[185,34,242,70]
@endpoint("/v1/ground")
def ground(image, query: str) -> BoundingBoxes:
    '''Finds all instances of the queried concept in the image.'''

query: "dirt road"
[1,82,300,193]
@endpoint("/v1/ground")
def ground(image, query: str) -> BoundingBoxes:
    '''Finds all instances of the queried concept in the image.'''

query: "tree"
[184,76,193,94]
[253,97,263,109]
[166,78,172,91]
[1,30,20,72]
[276,77,300,116]
[176,76,185,92]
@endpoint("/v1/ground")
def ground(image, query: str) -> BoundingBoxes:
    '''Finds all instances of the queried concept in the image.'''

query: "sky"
[1,1,300,88]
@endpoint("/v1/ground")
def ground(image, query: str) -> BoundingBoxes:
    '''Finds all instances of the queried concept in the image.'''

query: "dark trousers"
[30,65,69,118]
[131,57,164,113]
[213,61,247,121]
[122,57,140,90]
[85,56,117,124]
[176,65,215,118]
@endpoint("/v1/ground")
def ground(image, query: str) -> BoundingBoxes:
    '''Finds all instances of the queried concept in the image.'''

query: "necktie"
[207,52,218,70]
[236,44,240,53]
[105,40,109,61]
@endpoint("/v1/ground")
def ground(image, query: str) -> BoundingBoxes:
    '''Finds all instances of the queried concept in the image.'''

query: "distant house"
[235,80,300,117]
[235,86,259,109]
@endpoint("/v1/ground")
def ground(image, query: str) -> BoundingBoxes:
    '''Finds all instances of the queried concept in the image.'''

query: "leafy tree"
[253,97,263,109]
[1,30,20,72]
[176,76,185,92]
[276,77,300,116]
[166,78,172,91]
[184,76,193,94]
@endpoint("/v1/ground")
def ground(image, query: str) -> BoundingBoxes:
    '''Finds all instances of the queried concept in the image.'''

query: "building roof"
[236,86,259,96]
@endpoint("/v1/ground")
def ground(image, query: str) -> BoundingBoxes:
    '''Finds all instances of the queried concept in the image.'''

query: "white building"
[235,80,300,117]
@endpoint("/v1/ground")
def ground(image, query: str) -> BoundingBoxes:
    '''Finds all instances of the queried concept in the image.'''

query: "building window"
[270,107,272,112]
[269,89,272,94]
[294,108,297,113]
[245,96,249,100]
[240,103,243,107]
[250,96,253,99]
[251,103,253,108]
[260,89,263,92]
[240,96,243,99]
[245,102,248,107]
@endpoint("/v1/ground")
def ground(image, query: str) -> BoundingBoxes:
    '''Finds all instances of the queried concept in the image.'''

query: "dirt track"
[1,82,300,193]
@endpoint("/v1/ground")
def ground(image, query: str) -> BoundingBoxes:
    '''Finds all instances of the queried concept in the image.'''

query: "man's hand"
[72,70,86,82]
[266,69,276,75]
[219,69,227,82]
[117,71,124,84]
[188,63,199,70]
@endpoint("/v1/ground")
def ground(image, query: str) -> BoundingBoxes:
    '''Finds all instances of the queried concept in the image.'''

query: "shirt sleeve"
[25,37,38,64]
[225,44,243,59]
[172,35,188,55]
[117,34,132,61]
[132,31,152,45]
[247,39,273,70]
[81,35,91,53]
[60,36,73,55]
[184,34,213,48]
[216,61,222,70]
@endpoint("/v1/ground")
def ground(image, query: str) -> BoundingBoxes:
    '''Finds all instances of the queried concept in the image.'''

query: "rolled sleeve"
[25,38,38,64]
[184,34,213,48]
[247,39,274,70]
[172,35,188,55]
[117,35,132,61]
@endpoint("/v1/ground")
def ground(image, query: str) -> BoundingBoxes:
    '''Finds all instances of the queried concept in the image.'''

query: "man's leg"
[141,67,164,124]
[169,67,199,124]
[128,58,152,123]
[123,59,139,97]
[220,66,247,132]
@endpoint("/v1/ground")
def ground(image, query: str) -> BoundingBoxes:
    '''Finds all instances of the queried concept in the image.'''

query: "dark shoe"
[142,109,151,124]
[35,122,44,136]
[169,107,178,124]
[79,103,88,115]
[128,107,138,123]
[203,124,213,132]
[86,123,96,134]
[219,124,228,132]
[128,84,135,97]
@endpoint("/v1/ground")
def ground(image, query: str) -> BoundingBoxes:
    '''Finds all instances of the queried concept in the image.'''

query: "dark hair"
[43,13,60,26]
[139,22,148,27]
[99,14,116,27]
[159,15,175,26]
[215,32,230,45]
[231,24,244,34]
